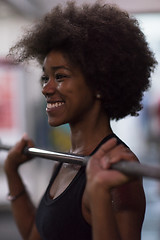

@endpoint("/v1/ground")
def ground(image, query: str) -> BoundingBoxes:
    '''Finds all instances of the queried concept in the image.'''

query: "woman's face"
[41,50,97,127]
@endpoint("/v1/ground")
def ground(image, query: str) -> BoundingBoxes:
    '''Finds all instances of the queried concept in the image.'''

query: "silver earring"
[96,93,101,99]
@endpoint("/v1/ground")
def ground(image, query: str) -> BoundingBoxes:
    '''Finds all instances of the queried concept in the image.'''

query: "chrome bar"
[1,142,160,180]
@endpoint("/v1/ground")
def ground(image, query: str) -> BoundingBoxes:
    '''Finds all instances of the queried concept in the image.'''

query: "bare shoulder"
[111,179,146,212]
[112,179,146,238]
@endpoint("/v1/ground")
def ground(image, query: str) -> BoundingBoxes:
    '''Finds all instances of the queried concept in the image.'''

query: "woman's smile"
[46,101,65,111]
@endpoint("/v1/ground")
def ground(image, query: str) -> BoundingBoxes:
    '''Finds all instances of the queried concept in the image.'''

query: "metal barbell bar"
[0,142,160,180]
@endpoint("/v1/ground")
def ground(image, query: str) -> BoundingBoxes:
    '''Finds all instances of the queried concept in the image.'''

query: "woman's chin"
[48,121,60,127]
[48,119,66,127]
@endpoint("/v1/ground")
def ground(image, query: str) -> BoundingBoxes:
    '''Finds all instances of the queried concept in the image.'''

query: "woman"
[4,2,157,240]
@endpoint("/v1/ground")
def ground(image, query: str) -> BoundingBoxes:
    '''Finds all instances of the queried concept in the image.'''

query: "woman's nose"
[42,78,56,96]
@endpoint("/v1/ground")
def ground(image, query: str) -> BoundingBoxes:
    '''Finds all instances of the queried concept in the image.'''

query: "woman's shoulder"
[111,179,146,213]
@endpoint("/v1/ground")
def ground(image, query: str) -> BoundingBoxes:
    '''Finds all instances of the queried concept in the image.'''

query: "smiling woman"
[4,1,157,240]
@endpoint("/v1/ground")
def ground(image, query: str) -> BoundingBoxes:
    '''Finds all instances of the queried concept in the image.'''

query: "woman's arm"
[83,138,145,240]
[87,179,145,240]
[4,135,42,240]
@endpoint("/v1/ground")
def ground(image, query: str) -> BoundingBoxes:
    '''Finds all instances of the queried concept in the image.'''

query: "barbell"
[0,141,160,180]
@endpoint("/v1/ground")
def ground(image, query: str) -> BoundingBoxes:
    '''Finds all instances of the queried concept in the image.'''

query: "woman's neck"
[69,114,113,156]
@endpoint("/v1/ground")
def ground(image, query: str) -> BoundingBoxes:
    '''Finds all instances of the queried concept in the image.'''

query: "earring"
[96,93,101,99]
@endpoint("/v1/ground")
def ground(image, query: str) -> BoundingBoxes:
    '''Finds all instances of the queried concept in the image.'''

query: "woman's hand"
[4,134,34,173]
[86,138,138,193]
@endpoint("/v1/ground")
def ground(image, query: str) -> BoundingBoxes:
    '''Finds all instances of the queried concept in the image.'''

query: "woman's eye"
[55,74,67,82]
[41,75,49,86]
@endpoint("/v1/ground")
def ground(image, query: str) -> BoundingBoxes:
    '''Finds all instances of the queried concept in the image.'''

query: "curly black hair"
[9,1,157,120]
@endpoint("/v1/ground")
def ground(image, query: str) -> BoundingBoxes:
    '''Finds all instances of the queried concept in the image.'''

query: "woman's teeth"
[47,102,64,109]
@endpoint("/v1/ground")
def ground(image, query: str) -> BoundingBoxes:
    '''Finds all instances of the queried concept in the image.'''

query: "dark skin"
[4,50,145,240]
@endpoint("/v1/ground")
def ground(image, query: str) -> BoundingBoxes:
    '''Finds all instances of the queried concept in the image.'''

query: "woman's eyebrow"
[51,66,71,71]
[42,65,71,72]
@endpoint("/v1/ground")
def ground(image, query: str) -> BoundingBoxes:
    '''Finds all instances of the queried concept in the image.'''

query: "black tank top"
[36,134,122,240]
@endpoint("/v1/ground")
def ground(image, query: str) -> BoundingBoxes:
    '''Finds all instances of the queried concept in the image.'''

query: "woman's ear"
[96,93,101,99]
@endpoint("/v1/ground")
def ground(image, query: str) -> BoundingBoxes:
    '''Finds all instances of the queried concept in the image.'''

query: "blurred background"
[0,0,160,239]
